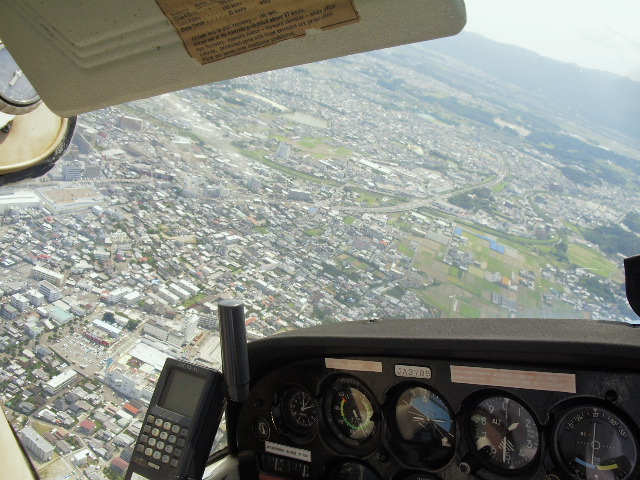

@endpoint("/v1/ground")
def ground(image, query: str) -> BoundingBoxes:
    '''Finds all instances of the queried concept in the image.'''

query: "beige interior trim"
[0,0,466,117]
[0,103,69,175]
[0,409,37,480]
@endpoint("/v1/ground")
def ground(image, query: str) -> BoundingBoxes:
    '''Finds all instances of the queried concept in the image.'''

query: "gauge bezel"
[462,390,542,476]
[322,375,382,451]
[548,398,640,480]
[387,382,457,469]
[270,384,319,445]
[280,385,319,434]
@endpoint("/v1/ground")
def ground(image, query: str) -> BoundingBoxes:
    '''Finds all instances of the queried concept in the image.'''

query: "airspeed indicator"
[323,377,380,448]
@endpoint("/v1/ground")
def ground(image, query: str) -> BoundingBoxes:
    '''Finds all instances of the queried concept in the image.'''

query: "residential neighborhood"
[0,41,638,479]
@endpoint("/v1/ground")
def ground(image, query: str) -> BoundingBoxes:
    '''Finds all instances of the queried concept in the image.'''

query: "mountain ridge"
[413,31,640,141]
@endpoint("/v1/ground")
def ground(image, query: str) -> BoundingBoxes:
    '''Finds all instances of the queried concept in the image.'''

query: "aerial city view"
[0,28,639,479]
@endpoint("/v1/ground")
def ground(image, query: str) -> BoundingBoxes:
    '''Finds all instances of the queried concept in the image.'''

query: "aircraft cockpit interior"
[1,1,639,480]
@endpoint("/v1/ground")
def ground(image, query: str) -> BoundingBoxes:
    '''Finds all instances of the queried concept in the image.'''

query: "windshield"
[1,1,639,478]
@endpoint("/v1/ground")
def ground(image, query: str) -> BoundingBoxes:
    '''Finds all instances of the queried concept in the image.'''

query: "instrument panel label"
[265,441,311,462]
[395,364,432,379]
[325,358,382,372]
[450,365,576,393]
[155,0,360,65]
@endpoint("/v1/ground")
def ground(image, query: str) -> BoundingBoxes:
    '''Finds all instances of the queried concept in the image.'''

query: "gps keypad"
[134,414,188,470]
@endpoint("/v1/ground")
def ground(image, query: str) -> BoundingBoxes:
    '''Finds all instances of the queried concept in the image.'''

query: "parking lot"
[55,332,111,375]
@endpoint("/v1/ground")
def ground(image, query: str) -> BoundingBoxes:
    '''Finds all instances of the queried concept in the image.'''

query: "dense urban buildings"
[0,40,638,479]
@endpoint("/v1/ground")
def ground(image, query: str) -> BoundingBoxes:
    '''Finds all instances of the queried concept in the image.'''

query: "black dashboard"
[230,318,640,480]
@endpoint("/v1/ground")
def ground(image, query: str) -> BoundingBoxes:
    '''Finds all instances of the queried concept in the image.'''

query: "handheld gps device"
[126,359,224,480]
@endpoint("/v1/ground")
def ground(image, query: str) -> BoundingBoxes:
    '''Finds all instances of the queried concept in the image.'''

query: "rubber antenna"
[218,299,250,402]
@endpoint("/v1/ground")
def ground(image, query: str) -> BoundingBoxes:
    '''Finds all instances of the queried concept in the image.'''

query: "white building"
[92,319,122,338]
[107,287,130,304]
[33,266,64,287]
[178,278,200,296]
[45,369,77,395]
[25,321,43,338]
[157,287,180,305]
[168,283,190,300]
[27,290,45,307]
[143,313,198,346]
[104,368,153,402]
[10,293,29,312]
[38,280,62,302]
[19,426,54,462]
[0,191,42,214]
[72,448,96,466]
[123,291,142,305]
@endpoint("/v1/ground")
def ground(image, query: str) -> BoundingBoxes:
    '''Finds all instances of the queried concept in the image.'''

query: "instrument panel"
[235,355,640,480]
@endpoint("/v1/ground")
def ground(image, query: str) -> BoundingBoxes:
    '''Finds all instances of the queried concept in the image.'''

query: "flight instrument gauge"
[0,42,41,115]
[281,386,318,433]
[392,385,456,467]
[324,376,380,448]
[551,404,639,480]
[466,394,541,474]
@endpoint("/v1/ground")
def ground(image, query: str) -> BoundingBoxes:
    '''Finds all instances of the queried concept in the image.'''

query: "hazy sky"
[464,0,640,81]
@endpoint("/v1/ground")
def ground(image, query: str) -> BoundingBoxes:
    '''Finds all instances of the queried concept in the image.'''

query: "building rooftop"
[20,426,54,452]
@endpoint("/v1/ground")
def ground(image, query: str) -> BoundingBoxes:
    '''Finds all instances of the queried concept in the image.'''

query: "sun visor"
[0,0,465,117]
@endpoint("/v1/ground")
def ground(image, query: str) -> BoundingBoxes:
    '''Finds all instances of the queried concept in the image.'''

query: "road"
[336,160,509,214]
[227,154,509,218]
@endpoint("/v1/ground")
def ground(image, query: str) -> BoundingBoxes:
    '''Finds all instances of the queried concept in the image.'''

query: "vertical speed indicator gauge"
[324,377,380,448]
[466,394,541,474]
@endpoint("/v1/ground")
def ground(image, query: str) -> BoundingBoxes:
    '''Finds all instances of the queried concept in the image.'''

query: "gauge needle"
[477,436,492,450]
[502,437,507,463]
[508,422,519,431]
[9,70,22,87]
[591,422,597,467]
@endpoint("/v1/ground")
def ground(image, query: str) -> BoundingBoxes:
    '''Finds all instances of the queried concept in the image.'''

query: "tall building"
[27,290,45,307]
[247,176,262,192]
[178,279,200,296]
[84,160,101,179]
[33,266,64,286]
[104,368,153,402]
[143,313,198,346]
[168,283,190,300]
[117,115,143,131]
[10,293,29,312]
[287,190,313,202]
[73,131,93,154]
[276,143,291,159]
[38,280,62,302]
[19,426,54,462]
[198,313,217,330]
[107,288,130,305]
[45,369,78,395]
[62,161,84,180]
